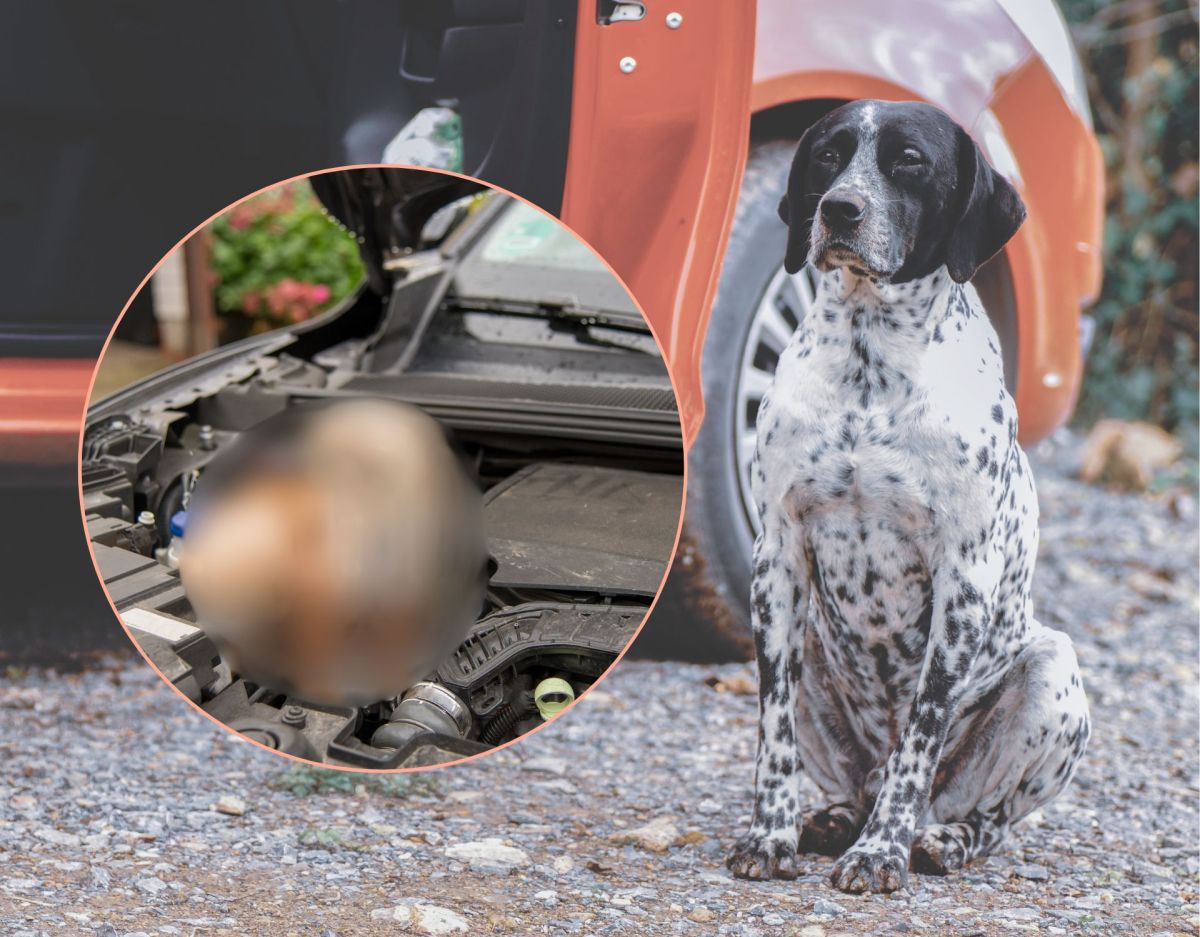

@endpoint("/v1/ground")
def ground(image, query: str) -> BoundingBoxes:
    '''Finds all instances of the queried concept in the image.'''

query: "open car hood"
[310,168,485,293]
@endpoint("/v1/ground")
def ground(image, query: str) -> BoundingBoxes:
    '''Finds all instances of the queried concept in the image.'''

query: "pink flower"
[266,283,288,316]
[277,279,302,301]
[227,203,258,232]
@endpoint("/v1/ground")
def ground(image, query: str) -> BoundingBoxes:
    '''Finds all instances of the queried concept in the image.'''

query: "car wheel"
[640,139,1018,661]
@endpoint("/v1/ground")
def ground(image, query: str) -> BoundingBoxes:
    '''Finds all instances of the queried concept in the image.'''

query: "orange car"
[2,0,1101,655]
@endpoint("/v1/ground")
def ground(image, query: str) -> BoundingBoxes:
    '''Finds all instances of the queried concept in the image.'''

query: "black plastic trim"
[0,328,103,359]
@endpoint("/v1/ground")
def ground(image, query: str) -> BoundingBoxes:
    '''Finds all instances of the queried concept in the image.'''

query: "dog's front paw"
[726,831,798,881]
[830,842,908,894]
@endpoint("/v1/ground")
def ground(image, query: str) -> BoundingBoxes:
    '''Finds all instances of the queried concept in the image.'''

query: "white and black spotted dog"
[727,100,1090,894]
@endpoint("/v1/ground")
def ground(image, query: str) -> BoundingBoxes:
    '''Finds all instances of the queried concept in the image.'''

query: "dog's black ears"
[779,127,818,274]
[779,193,811,274]
[945,129,1026,283]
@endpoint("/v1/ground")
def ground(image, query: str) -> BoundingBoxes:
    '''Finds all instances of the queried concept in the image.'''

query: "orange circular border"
[76,163,690,775]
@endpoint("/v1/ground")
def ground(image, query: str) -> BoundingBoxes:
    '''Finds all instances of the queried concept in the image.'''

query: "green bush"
[209,181,364,335]
[1060,0,1198,442]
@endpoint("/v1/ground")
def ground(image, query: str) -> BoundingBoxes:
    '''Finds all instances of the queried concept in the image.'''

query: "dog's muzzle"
[811,190,896,278]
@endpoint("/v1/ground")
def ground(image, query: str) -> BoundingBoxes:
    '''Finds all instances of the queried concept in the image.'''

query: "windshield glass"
[454,200,639,321]
[479,202,607,273]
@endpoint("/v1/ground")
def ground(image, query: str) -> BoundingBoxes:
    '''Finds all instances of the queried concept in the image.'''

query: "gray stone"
[443,839,530,872]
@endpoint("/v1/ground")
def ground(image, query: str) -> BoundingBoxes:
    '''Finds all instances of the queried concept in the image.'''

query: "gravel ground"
[1,435,1197,937]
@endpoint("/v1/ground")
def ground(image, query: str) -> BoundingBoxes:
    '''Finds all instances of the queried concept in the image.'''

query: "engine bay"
[84,419,678,767]
[83,320,682,765]
[81,185,683,767]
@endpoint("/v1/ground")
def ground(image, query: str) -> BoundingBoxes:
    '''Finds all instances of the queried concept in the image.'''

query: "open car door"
[562,2,756,442]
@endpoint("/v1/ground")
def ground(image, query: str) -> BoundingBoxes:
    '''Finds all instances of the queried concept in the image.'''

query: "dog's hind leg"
[912,627,1090,874]
[798,802,866,856]
[909,812,1004,874]
[792,637,877,857]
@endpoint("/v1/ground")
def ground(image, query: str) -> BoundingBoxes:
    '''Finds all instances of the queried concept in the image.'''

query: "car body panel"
[993,58,1105,441]
[561,0,757,443]
[0,359,92,464]
[754,0,1031,124]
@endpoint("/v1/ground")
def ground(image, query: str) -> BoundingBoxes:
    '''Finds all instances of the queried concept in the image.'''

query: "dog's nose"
[820,193,866,227]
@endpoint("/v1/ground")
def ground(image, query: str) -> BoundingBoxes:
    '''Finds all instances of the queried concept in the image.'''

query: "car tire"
[636,140,796,661]
[636,138,1020,663]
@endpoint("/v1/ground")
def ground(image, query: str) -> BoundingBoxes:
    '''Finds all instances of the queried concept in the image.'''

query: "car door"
[561,2,756,442]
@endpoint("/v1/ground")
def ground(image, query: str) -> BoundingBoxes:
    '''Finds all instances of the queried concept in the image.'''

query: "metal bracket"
[598,1,646,25]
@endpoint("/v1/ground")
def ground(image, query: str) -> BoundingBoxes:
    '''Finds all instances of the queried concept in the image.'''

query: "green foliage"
[1060,0,1198,440]
[268,764,442,799]
[209,182,364,333]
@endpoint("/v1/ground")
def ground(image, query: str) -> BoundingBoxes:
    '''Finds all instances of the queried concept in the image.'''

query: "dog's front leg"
[727,515,808,880]
[830,556,997,894]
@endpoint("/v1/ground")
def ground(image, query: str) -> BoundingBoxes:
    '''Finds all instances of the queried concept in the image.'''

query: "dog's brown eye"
[816,147,839,166]
[898,149,924,167]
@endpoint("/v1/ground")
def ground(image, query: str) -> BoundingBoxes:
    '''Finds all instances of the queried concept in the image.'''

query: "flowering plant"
[209,182,364,335]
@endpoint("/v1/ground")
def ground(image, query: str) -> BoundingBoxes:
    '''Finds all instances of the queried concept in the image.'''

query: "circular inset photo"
[80,167,683,770]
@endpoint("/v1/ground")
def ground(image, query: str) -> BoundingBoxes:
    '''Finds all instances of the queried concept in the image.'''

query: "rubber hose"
[480,693,535,745]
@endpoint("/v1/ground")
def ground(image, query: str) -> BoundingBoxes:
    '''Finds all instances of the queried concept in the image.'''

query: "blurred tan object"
[1079,419,1182,491]
[180,400,486,705]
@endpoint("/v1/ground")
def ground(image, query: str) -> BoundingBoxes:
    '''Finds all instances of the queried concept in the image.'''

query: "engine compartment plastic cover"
[482,462,681,597]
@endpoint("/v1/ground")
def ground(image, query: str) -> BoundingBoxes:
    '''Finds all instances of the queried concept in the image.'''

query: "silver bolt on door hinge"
[666,11,683,28]
[619,56,637,74]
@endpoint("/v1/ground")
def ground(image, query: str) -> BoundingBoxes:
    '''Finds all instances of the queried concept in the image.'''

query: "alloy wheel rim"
[732,264,819,536]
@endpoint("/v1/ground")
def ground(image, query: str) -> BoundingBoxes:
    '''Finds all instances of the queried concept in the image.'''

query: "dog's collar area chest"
[813,266,957,341]
[823,265,951,306]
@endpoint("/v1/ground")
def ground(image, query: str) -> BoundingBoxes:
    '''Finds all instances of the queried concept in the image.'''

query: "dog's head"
[778,100,1026,284]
